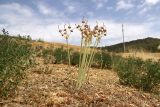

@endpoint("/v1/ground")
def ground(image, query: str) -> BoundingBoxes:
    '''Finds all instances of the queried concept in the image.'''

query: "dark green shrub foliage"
[116,57,160,92]
[93,52,112,69]
[92,52,102,68]
[17,35,32,41]
[0,35,33,97]
[42,48,54,58]
[111,54,123,70]
[71,52,80,65]
[53,47,68,64]
[42,48,55,64]
[141,60,160,91]
[102,52,112,69]
[116,58,143,86]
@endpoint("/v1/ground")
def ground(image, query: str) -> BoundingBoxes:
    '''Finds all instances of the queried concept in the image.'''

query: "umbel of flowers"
[58,18,107,90]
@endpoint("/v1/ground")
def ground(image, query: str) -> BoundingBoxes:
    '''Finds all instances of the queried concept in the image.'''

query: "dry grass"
[119,52,160,61]
[0,57,159,107]
[31,41,80,50]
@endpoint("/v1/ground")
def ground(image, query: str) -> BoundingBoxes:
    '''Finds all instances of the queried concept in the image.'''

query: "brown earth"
[0,57,159,107]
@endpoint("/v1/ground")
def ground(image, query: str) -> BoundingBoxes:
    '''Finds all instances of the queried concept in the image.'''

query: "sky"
[0,0,160,46]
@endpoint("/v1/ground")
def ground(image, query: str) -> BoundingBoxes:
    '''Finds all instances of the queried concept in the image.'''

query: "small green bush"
[116,57,160,92]
[102,52,112,69]
[42,48,54,58]
[92,52,112,69]
[116,58,143,86]
[71,52,80,66]
[0,35,34,97]
[37,38,44,42]
[92,52,102,68]
[110,54,122,70]
[53,47,68,64]
[141,60,160,91]
[34,45,44,57]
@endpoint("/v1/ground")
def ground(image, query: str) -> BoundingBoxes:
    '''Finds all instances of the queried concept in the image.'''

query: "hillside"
[0,34,80,50]
[1,34,160,53]
[102,37,160,52]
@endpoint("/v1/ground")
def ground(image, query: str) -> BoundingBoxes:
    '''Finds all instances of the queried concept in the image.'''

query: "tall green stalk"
[76,41,88,89]
[79,36,84,69]
[66,38,71,73]
[76,38,99,90]
[85,40,99,81]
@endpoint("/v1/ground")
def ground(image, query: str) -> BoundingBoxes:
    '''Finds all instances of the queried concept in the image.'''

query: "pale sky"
[0,0,160,46]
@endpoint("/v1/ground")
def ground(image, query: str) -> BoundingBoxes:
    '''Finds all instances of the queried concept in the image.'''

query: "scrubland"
[0,34,160,107]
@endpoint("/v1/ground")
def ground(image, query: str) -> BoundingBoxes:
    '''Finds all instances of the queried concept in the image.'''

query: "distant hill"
[0,34,80,50]
[1,34,160,53]
[102,37,160,52]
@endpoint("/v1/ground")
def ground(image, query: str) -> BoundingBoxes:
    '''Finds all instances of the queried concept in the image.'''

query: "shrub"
[40,48,56,64]
[71,52,80,66]
[71,51,112,69]
[110,54,122,70]
[92,51,112,69]
[53,47,68,64]
[42,48,54,58]
[15,34,32,41]
[116,58,143,86]
[116,57,160,92]
[0,35,34,97]
[37,38,44,42]
[34,45,44,57]
[141,60,160,91]
[92,52,102,68]
[101,52,112,69]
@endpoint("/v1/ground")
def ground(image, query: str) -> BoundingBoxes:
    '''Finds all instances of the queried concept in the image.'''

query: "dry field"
[31,41,80,50]
[0,57,159,107]
[119,52,160,61]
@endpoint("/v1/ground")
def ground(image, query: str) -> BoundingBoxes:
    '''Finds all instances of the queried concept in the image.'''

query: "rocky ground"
[0,58,160,107]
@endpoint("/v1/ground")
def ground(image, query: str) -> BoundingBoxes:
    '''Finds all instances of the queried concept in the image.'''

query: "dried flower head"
[59,30,62,33]
[76,18,107,43]
[58,19,107,42]
[58,24,74,40]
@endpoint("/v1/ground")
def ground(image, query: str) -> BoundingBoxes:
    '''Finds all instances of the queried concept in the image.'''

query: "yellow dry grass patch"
[31,41,80,50]
[119,52,160,61]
